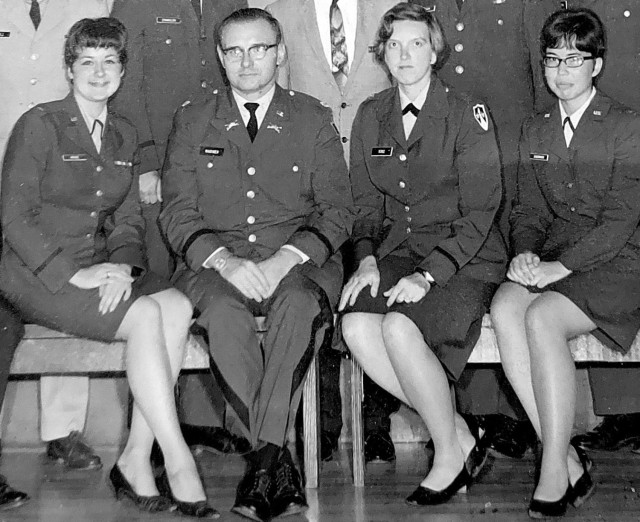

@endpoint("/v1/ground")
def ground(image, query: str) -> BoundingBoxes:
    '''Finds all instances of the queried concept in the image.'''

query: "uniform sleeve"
[510,121,553,255]
[285,106,354,266]
[110,0,161,174]
[417,102,502,285]
[159,106,225,270]
[348,103,385,262]
[558,116,640,272]
[106,148,147,272]
[1,113,79,293]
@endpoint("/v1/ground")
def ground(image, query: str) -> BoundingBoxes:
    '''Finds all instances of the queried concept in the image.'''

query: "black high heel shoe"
[109,464,174,513]
[157,470,219,519]
[528,484,571,519]
[568,442,595,508]
[406,419,488,506]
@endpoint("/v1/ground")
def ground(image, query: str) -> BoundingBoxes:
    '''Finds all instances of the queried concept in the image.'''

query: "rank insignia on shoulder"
[492,0,506,4]
[371,147,393,157]
[473,104,489,131]
[114,160,133,167]
[156,17,181,24]
[420,5,436,12]
[530,153,549,161]
[0,32,10,38]
[368,45,375,53]
[593,110,602,116]
[181,100,192,108]
[200,147,224,156]
[62,154,88,161]
[544,113,551,118]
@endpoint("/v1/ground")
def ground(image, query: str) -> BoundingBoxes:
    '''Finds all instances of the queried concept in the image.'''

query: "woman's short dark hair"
[217,8,282,47]
[540,8,606,59]
[64,17,128,69]
[373,2,448,70]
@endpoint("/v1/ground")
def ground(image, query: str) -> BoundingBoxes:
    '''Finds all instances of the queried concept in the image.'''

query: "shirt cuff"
[202,246,227,268]
[423,271,435,284]
[281,245,309,264]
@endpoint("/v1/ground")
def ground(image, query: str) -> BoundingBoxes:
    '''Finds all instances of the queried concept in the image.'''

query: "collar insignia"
[225,120,240,131]
[267,123,282,134]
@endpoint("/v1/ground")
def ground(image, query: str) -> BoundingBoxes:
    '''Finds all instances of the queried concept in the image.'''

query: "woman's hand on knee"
[338,256,380,311]
[98,279,132,314]
[531,261,571,288]
[69,263,134,289]
[383,273,430,307]
[507,252,540,286]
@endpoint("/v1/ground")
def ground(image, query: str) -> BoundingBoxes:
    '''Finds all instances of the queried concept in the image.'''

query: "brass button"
[30,78,38,85]
[201,81,207,88]
[404,206,410,212]
[86,233,92,239]
[406,227,411,233]
[406,216,412,223]
[96,166,103,173]
[454,43,463,52]
[247,167,256,175]
[248,234,257,242]
[570,206,576,212]
[567,183,573,188]
[96,190,104,197]
[399,154,407,162]
[31,54,39,60]
[455,65,464,74]
[90,211,98,218]
[292,165,299,172]
[247,216,256,224]
[399,181,406,189]
[207,162,214,168]
[497,19,504,25]
[624,10,630,17]
[165,38,172,45]
[456,22,465,31]
[246,190,255,199]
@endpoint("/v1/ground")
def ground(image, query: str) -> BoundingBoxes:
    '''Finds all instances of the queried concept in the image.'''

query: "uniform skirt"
[528,256,640,353]
[344,255,496,381]
[0,266,172,342]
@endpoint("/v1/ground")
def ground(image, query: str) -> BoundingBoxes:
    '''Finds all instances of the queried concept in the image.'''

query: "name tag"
[114,160,133,167]
[62,154,88,162]
[200,147,224,156]
[530,153,549,162]
[371,147,393,157]
[0,32,10,38]
[156,17,181,24]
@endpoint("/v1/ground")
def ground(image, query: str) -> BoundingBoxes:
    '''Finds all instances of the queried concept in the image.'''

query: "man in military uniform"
[408,0,543,458]
[266,0,401,463]
[530,0,640,454]
[159,8,353,522]
[110,0,251,456]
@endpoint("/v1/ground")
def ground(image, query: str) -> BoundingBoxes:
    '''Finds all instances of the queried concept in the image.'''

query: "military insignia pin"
[473,104,489,131]
[225,120,240,131]
[267,124,282,134]
[276,110,284,118]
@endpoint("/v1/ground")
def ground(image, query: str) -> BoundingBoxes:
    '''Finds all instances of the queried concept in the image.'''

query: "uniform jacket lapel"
[569,92,611,152]
[210,89,252,150]
[102,113,125,162]
[1,0,36,36]
[540,105,571,164]
[252,86,290,156]
[378,89,406,149]
[406,78,449,149]
[61,94,103,162]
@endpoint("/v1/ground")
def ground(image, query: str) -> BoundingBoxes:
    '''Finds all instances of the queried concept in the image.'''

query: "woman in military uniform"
[491,8,640,518]
[0,18,216,518]
[339,3,506,506]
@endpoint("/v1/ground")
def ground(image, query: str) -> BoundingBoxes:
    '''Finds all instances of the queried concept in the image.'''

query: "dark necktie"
[402,103,420,117]
[563,116,575,132]
[456,0,464,11]
[245,103,259,142]
[330,0,349,89]
[91,119,104,153]
[30,0,41,30]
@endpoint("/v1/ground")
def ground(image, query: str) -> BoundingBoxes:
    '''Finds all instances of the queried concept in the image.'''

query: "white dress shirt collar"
[399,80,430,140]
[559,87,596,146]
[75,96,108,153]
[232,85,277,129]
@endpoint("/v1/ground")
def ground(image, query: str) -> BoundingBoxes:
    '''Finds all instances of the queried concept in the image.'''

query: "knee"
[164,288,193,322]
[524,299,554,335]
[490,284,523,331]
[381,312,415,347]
[342,313,368,355]
[131,295,163,327]
[277,286,320,318]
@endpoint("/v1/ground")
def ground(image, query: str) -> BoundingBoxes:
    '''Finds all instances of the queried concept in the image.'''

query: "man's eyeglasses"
[542,55,594,68]
[221,43,278,61]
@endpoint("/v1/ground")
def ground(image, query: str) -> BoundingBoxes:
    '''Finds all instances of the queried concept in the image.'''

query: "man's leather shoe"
[0,475,29,510]
[572,413,640,451]
[181,424,252,455]
[270,448,307,518]
[364,429,396,463]
[484,414,536,459]
[231,466,272,522]
[47,431,102,470]
[320,432,339,462]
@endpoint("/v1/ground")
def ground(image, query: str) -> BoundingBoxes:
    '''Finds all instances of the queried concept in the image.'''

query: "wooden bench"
[348,315,640,487]
[12,321,321,489]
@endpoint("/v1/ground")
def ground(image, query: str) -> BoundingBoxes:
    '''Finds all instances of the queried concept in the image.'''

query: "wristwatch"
[212,255,227,271]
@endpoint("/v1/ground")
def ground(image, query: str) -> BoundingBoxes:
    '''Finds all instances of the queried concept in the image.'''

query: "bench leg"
[350,357,365,487]
[302,356,319,489]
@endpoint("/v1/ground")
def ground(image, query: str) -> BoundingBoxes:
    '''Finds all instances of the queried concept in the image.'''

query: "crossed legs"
[491,283,596,501]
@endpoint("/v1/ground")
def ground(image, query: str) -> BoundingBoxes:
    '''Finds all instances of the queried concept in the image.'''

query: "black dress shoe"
[232,466,272,522]
[270,448,307,518]
[181,424,252,455]
[486,414,536,459]
[364,429,395,463]
[571,413,640,451]
[528,484,571,519]
[0,475,29,510]
[320,432,339,462]
[109,464,174,513]
[47,430,102,470]
[568,442,595,508]
[405,464,472,506]
[156,470,220,518]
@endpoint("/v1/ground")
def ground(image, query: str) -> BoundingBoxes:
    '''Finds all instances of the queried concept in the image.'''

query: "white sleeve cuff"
[202,246,227,268]
[281,245,309,264]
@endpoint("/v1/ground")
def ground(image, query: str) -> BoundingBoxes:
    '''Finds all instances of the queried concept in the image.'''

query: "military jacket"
[0,95,144,294]
[512,92,640,272]
[110,0,247,173]
[350,78,506,286]
[159,86,354,278]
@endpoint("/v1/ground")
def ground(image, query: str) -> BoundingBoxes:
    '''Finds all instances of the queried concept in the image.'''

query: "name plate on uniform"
[0,32,10,38]
[530,153,549,162]
[371,147,393,157]
[200,147,224,156]
[156,17,181,24]
[62,154,88,162]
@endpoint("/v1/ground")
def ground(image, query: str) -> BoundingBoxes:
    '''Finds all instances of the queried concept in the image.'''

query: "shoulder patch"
[472,104,489,131]
[181,100,192,108]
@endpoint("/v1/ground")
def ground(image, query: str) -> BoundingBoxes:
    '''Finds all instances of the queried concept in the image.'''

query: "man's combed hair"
[540,8,606,59]
[64,17,128,68]
[373,2,448,70]
[217,8,282,47]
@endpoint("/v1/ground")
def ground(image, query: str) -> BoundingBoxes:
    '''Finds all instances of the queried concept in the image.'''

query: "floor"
[0,443,639,521]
